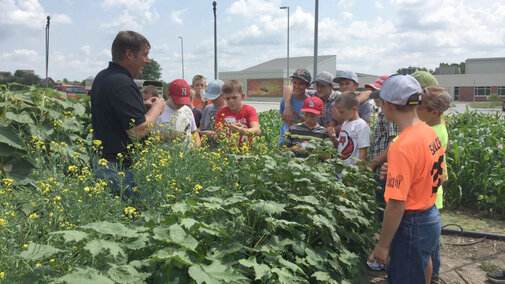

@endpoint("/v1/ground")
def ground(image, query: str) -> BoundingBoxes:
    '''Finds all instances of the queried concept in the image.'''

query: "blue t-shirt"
[278,94,308,145]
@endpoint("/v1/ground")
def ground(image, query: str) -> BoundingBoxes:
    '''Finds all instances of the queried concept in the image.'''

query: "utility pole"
[213,1,217,79]
[179,36,184,79]
[45,16,50,87]
[280,6,289,84]
[313,0,319,82]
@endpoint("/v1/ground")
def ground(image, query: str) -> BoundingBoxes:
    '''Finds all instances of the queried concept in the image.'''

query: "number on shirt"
[430,155,444,195]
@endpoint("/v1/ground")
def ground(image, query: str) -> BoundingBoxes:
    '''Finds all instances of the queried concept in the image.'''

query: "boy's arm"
[358,147,368,162]
[192,131,201,147]
[369,199,406,264]
[230,121,260,136]
[282,85,294,123]
[357,89,372,104]
[368,136,394,170]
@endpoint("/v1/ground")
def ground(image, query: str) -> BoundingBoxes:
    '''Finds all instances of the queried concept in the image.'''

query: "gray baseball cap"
[204,79,224,100]
[379,74,422,106]
[333,70,359,84]
[290,68,312,83]
[311,71,334,86]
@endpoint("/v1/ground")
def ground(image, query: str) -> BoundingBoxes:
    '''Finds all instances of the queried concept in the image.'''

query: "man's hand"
[150,97,165,115]
[368,243,390,265]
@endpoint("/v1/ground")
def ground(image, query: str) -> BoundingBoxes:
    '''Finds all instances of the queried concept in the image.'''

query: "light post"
[313,0,319,81]
[178,36,184,80]
[213,1,217,79]
[280,6,289,84]
[45,16,50,87]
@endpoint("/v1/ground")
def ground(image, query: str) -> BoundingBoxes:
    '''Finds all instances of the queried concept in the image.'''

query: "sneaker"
[487,270,505,284]
[431,274,440,284]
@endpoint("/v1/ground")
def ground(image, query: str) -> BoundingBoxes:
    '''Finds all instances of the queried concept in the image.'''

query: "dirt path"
[367,235,505,283]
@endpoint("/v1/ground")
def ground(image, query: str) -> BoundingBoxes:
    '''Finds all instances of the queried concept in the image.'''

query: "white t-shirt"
[155,105,197,143]
[337,118,370,166]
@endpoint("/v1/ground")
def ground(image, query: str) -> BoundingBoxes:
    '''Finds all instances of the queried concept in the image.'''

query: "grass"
[441,209,505,234]
[468,101,503,109]
[480,261,502,273]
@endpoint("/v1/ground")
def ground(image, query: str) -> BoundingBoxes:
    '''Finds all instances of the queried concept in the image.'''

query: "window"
[474,86,490,97]
[498,86,505,96]
[454,87,459,101]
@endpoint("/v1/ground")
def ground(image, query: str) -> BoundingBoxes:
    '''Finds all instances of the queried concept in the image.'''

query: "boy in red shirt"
[368,74,444,284]
[214,80,260,149]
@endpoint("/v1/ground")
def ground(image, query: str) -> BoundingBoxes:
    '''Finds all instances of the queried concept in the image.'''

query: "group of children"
[280,69,451,284]
[142,70,452,283]
[141,75,260,149]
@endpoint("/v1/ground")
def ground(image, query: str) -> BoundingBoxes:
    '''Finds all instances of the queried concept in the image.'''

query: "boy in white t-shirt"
[328,91,370,166]
[155,79,201,147]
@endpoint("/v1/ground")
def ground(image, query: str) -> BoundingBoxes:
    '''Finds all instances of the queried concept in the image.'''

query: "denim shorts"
[92,156,135,199]
[387,205,441,284]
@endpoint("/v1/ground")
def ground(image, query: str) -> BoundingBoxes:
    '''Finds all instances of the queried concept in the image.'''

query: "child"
[330,91,370,166]
[199,79,225,136]
[369,74,444,284]
[311,71,338,128]
[332,71,372,125]
[191,75,207,110]
[281,96,328,157]
[155,79,201,147]
[214,80,260,148]
[142,85,159,101]
[278,69,311,145]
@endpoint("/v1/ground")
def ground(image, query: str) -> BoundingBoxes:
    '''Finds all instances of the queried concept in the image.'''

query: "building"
[219,55,378,100]
[434,57,505,101]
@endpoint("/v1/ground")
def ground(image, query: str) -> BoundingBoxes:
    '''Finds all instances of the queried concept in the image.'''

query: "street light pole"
[280,6,289,84]
[45,16,50,87]
[313,0,319,82]
[213,1,217,79]
[178,36,184,80]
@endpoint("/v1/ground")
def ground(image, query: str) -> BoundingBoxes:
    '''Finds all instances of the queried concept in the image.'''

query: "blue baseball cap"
[204,79,224,100]
[333,70,359,84]
[379,74,422,106]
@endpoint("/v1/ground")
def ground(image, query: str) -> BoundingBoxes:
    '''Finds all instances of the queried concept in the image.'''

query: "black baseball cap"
[290,68,312,84]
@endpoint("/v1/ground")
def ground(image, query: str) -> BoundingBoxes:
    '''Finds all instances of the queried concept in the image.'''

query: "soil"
[366,235,505,283]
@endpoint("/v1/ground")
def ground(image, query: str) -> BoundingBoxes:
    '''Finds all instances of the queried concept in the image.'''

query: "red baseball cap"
[301,96,323,114]
[365,75,389,90]
[168,79,191,105]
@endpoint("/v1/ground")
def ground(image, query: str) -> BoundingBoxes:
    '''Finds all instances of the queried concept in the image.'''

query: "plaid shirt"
[318,90,339,127]
[370,111,398,176]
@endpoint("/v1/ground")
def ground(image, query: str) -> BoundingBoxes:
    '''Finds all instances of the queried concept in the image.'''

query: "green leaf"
[238,256,270,280]
[278,258,305,275]
[189,261,246,284]
[153,248,193,265]
[312,271,331,281]
[125,234,150,250]
[180,217,198,230]
[3,158,35,181]
[288,194,320,205]
[107,264,150,284]
[251,200,286,216]
[171,202,190,214]
[0,126,23,149]
[188,265,217,284]
[53,267,114,284]
[81,221,138,238]
[50,230,88,242]
[73,103,86,117]
[83,239,125,258]
[5,111,34,124]
[170,224,199,252]
[19,243,61,261]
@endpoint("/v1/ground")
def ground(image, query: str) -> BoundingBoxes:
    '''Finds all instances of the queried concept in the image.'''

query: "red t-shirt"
[214,104,259,146]
[384,122,445,210]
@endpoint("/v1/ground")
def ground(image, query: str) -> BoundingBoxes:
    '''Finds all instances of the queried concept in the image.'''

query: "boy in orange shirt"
[368,75,444,284]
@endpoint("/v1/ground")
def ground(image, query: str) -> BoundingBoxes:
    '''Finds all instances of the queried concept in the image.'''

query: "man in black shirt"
[91,30,165,198]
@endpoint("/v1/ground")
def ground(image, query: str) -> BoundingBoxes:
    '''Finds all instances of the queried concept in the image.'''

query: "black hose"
[441,223,505,241]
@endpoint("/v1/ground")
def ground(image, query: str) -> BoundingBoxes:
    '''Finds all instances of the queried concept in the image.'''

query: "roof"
[240,55,335,72]
[466,57,505,63]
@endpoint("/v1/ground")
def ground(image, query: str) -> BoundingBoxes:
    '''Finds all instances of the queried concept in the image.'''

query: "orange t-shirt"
[384,122,445,210]
[193,98,212,110]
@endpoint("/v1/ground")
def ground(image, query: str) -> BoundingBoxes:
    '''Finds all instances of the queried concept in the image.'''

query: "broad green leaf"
[188,265,217,284]
[278,258,305,275]
[50,230,88,242]
[126,235,150,250]
[189,261,246,284]
[107,264,150,284]
[170,224,198,252]
[73,103,86,116]
[171,202,190,214]
[180,217,198,230]
[293,204,316,213]
[53,267,114,284]
[0,143,15,157]
[288,194,320,205]
[19,243,61,260]
[312,271,331,281]
[81,221,138,238]
[271,267,296,283]
[84,239,125,258]
[238,256,270,280]
[251,200,286,216]
[29,123,54,140]
[5,111,34,124]
[2,158,35,181]
[154,248,193,265]
[0,126,23,149]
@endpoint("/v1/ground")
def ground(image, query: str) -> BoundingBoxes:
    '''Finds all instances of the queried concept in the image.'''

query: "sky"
[1,0,505,82]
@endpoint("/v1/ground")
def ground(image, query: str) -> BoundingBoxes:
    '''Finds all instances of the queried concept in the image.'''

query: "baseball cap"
[301,96,323,115]
[333,70,359,84]
[370,89,381,100]
[379,74,422,106]
[311,71,334,86]
[365,75,389,90]
[411,71,438,88]
[204,79,224,100]
[290,68,312,84]
[168,79,191,105]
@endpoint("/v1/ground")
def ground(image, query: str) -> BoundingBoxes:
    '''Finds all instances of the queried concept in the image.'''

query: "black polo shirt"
[91,62,146,164]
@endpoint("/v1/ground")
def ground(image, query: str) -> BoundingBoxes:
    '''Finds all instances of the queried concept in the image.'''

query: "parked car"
[53,85,88,98]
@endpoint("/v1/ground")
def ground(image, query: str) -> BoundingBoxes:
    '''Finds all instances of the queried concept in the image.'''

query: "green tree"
[139,59,162,80]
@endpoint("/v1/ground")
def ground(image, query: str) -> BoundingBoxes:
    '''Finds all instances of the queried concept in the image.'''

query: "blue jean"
[92,157,135,199]
[387,205,441,284]
[431,238,441,276]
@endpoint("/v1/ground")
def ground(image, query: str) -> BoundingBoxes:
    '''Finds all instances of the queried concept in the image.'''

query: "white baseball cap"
[379,74,422,106]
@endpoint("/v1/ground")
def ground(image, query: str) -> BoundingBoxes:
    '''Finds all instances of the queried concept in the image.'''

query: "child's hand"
[330,106,341,123]
[327,127,336,138]
[228,122,246,134]
[380,162,388,180]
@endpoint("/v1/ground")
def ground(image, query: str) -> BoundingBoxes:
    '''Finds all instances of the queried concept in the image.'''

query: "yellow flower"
[98,158,109,168]
[92,140,102,147]
[50,259,55,263]
[35,263,42,268]
[193,184,203,195]
[2,178,13,187]
[23,243,29,248]
[0,218,6,227]
[28,213,39,220]
[118,171,125,177]
[68,165,78,172]
[179,152,184,158]
[0,271,4,279]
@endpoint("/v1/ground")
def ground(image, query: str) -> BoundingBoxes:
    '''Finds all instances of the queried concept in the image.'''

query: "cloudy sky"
[1,0,504,82]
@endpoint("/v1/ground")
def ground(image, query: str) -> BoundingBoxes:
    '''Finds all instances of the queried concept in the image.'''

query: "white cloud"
[375,1,384,9]
[170,9,186,25]
[227,0,282,17]
[101,0,159,30]
[80,45,91,56]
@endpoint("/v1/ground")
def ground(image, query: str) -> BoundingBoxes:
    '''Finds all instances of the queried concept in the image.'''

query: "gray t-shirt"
[358,99,371,123]
[200,104,221,130]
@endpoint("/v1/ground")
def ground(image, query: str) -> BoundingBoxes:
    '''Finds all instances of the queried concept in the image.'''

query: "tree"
[139,59,162,80]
